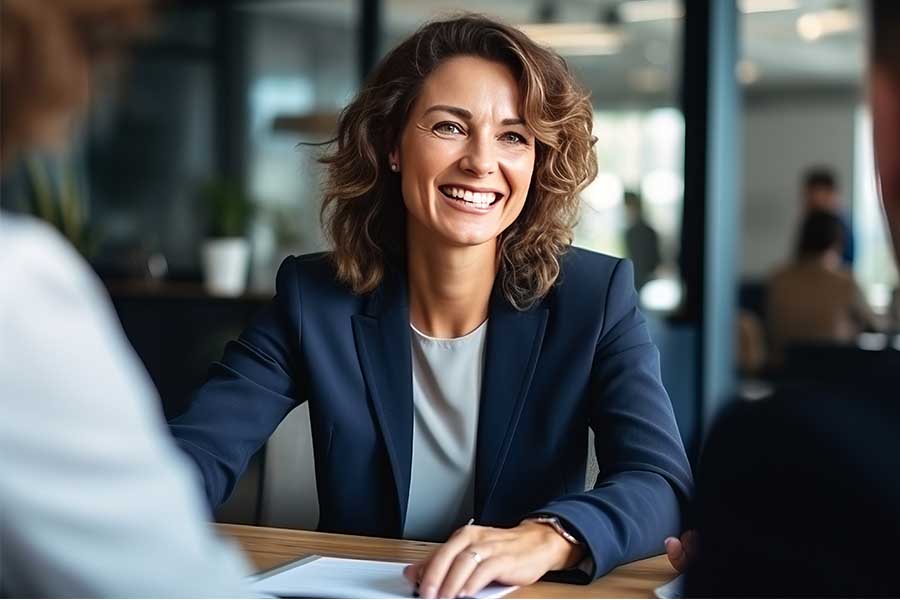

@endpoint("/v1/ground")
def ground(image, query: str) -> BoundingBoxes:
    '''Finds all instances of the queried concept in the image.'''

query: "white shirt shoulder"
[0,215,251,597]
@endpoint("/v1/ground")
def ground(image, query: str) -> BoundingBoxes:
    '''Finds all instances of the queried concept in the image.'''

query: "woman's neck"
[406,227,498,339]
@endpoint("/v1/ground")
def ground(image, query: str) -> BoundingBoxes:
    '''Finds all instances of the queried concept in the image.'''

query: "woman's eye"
[434,122,464,135]
[500,132,527,145]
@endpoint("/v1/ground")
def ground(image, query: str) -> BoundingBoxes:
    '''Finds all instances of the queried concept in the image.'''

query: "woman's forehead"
[413,56,523,121]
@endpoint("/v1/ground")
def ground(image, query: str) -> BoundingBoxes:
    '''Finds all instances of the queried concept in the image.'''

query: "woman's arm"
[169,256,306,507]
[529,258,694,579]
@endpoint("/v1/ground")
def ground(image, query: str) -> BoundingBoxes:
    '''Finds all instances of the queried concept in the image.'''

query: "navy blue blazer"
[169,247,693,580]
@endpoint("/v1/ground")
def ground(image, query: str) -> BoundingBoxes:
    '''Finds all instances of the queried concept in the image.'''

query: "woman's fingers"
[664,529,699,573]
[403,562,423,585]
[664,536,687,572]
[417,526,478,598]
[458,556,509,598]
[436,545,488,599]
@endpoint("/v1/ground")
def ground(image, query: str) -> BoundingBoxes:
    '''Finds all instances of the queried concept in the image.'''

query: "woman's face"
[392,55,536,249]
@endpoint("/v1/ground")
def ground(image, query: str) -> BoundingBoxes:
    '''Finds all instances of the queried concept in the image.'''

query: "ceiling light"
[739,0,799,14]
[517,23,626,56]
[618,0,683,23]
[796,8,859,42]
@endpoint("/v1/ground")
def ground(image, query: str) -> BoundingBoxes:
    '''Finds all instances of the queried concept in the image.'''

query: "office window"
[575,108,684,269]
[239,0,358,288]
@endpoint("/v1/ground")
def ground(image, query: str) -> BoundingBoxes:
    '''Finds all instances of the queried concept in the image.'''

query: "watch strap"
[525,515,582,545]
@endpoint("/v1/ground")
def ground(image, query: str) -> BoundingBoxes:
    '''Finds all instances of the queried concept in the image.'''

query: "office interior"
[2,0,897,529]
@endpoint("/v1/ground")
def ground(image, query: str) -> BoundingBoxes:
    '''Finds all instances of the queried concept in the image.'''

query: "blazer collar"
[351,266,549,533]
[351,265,414,533]
[474,280,549,521]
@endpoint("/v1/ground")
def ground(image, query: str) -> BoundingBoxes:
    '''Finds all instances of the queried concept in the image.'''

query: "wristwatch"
[524,515,581,545]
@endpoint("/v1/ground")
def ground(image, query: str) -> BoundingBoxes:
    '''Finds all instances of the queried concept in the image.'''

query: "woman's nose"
[459,137,497,177]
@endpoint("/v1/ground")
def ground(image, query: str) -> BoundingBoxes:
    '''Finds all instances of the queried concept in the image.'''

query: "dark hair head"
[319,14,597,310]
[803,166,837,190]
[623,190,642,209]
[797,210,844,258]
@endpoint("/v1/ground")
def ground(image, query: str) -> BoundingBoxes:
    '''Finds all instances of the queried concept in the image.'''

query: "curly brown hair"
[320,14,597,310]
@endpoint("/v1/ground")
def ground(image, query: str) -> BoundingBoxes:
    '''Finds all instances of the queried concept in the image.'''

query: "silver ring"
[468,551,483,565]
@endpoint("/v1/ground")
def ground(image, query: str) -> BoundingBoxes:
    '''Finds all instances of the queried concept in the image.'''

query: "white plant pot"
[202,237,250,297]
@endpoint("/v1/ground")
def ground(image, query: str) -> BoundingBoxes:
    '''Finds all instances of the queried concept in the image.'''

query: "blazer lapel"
[474,284,549,520]
[351,266,413,534]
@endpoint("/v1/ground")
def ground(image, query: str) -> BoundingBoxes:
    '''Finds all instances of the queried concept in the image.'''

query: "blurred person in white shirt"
[0,1,251,595]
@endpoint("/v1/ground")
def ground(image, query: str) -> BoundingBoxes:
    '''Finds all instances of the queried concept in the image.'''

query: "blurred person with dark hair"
[0,1,250,595]
[800,165,855,266]
[766,210,879,367]
[663,1,900,596]
[623,190,662,290]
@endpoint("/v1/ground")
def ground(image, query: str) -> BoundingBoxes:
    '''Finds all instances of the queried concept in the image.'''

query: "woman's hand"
[404,521,584,598]
[664,530,698,573]
[403,521,585,598]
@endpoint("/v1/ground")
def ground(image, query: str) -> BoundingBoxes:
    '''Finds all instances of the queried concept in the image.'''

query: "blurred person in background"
[0,0,250,595]
[799,166,855,266]
[664,1,900,596]
[623,190,662,291]
[766,210,880,367]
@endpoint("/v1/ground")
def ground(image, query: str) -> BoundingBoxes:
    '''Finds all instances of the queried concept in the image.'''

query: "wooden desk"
[218,524,677,598]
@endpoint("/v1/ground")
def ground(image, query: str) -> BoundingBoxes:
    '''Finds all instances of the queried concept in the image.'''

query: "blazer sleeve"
[530,258,693,581]
[169,257,305,507]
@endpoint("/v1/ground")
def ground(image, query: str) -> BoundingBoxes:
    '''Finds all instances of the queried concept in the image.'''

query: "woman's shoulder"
[558,246,626,286]
[553,246,630,303]
[275,251,356,298]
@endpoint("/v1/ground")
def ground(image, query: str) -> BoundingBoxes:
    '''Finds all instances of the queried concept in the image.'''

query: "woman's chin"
[434,224,504,248]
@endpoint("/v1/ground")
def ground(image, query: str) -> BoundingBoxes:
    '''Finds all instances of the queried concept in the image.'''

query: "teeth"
[441,186,497,206]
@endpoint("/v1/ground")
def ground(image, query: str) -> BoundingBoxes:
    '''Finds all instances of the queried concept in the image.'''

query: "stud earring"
[390,163,399,172]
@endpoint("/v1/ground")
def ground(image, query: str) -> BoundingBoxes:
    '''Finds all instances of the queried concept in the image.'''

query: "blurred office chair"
[260,407,599,530]
[782,341,900,385]
[259,403,320,530]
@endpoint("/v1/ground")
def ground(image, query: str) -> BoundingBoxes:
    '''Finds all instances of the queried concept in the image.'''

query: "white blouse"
[402,320,488,541]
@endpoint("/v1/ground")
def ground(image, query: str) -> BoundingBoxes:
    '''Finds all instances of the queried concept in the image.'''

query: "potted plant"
[200,178,255,296]
[25,156,98,257]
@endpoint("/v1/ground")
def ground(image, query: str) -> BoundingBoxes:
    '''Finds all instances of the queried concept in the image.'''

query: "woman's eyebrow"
[423,105,471,119]
[423,105,525,126]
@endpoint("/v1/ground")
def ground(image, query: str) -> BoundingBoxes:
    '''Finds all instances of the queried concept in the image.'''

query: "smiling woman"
[169,14,693,600]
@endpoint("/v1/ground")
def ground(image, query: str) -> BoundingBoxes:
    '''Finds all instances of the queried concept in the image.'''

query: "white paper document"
[654,573,684,599]
[248,555,518,599]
